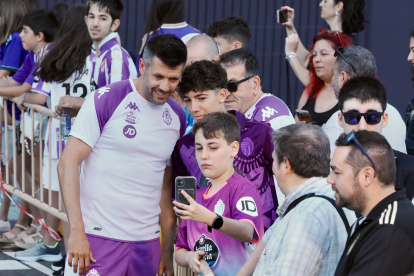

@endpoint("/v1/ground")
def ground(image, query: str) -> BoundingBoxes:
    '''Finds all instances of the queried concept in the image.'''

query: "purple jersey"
[136,23,201,68]
[0,32,27,73]
[172,110,277,230]
[176,171,264,275]
[91,33,137,90]
[12,51,35,84]
[245,94,295,131]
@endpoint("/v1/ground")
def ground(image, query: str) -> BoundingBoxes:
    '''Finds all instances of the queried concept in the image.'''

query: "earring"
[335,11,339,15]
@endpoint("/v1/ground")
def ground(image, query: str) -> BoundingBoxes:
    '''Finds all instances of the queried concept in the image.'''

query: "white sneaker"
[0,219,11,233]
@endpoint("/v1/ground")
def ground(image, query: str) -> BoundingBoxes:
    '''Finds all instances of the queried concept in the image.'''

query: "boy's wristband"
[23,92,29,103]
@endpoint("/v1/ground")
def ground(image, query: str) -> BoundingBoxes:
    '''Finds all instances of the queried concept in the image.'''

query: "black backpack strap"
[283,193,351,234]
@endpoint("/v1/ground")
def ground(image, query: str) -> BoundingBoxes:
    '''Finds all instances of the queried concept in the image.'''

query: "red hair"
[305,29,354,101]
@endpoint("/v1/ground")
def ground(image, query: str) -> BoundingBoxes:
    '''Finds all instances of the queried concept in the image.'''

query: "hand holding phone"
[174,176,197,216]
[296,109,313,124]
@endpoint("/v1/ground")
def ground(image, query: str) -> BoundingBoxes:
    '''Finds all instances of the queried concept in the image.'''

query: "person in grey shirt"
[237,124,356,276]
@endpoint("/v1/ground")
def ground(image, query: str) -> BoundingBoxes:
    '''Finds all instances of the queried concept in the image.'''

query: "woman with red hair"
[294,29,353,126]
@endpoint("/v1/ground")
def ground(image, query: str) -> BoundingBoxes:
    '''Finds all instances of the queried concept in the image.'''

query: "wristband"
[23,92,29,103]
[286,52,297,62]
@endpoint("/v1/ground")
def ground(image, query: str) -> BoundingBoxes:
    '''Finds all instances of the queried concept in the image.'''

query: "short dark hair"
[219,48,262,81]
[142,34,187,70]
[338,76,387,112]
[272,124,330,178]
[22,9,58,43]
[207,16,251,48]
[193,112,240,145]
[336,130,396,186]
[333,46,376,78]
[87,0,124,21]
[178,60,227,97]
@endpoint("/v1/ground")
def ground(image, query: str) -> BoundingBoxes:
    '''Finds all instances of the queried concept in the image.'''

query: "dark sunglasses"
[227,76,253,93]
[334,47,357,74]
[341,111,384,125]
[344,130,376,176]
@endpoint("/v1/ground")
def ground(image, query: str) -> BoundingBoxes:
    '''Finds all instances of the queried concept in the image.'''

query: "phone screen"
[277,9,288,24]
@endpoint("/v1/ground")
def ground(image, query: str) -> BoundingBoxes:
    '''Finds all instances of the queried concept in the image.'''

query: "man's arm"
[57,136,95,275]
[237,240,267,276]
[158,166,176,276]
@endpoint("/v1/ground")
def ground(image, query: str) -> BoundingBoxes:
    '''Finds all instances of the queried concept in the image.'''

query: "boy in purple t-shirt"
[174,112,263,275]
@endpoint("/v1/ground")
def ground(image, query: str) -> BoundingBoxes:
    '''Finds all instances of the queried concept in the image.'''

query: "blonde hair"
[0,0,27,45]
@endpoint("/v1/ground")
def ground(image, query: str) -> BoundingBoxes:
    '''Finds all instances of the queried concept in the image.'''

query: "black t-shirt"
[334,189,414,276]
[394,150,414,200]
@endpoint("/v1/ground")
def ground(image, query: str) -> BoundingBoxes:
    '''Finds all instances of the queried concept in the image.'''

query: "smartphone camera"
[177,178,184,187]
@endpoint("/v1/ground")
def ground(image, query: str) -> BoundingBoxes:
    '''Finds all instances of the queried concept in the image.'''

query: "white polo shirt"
[70,79,186,241]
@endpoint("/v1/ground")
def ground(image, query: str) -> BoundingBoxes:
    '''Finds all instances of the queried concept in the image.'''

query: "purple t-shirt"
[12,51,35,85]
[176,171,264,275]
[0,32,27,73]
[135,23,201,68]
[172,110,277,230]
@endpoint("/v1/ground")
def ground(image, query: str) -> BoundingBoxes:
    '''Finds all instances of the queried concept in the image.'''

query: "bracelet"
[286,52,297,62]
[23,92,28,103]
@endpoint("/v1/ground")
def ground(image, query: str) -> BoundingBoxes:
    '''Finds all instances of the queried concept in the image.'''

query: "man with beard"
[329,130,414,276]
[58,34,187,276]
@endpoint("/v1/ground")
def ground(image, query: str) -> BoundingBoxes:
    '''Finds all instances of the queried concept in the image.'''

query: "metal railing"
[0,98,207,275]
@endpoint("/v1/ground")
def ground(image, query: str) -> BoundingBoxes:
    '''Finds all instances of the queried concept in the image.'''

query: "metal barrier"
[0,98,203,275]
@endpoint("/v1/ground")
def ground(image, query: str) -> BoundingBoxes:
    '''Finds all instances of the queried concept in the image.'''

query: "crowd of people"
[0,0,413,275]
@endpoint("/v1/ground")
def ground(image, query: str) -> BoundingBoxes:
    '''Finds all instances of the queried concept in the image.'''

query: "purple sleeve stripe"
[167,97,186,137]
[94,80,133,134]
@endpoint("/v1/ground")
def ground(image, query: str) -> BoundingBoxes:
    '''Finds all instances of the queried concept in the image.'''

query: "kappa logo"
[110,68,122,76]
[86,268,100,276]
[97,87,110,99]
[123,125,137,138]
[236,197,258,217]
[112,54,122,62]
[125,102,139,111]
[214,199,225,216]
[261,106,278,120]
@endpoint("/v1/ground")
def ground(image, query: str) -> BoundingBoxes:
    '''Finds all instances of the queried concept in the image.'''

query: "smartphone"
[277,9,288,24]
[175,176,197,215]
[296,109,313,124]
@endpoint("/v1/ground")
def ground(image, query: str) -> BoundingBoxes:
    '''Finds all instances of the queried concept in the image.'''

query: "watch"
[208,213,224,233]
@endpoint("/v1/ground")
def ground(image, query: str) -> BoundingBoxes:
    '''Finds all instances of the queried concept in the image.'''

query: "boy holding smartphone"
[173,112,264,275]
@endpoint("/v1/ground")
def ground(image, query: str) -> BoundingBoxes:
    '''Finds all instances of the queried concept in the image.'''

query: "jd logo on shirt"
[236,197,258,217]
[194,234,220,268]
[123,125,137,139]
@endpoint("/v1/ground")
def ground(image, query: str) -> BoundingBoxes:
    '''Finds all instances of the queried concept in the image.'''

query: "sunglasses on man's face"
[334,47,357,74]
[341,111,384,125]
[344,130,376,176]
[227,76,253,93]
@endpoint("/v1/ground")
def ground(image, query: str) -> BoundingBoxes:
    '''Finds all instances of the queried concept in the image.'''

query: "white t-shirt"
[70,79,186,241]
[322,103,407,157]
[32,54,94,159]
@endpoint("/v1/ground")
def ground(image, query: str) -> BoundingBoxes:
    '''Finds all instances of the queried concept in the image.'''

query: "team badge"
[162,108,172,126]
[86,268,100,276]
[236,197,258,217]
[214,199,225,216]
[123,112,138,124]
[194,235,220,268]
[241,137,254,157]
[100,59,106,73]
[123,125,137,139]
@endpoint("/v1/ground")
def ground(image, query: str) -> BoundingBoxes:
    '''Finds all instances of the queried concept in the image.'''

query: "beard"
[332,77,341,99]
[142,72,172,105]
[334,177,366,214]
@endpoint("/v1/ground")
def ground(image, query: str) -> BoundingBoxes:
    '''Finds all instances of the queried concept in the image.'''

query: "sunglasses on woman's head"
[341,111,384,125]
[227,76,253,93]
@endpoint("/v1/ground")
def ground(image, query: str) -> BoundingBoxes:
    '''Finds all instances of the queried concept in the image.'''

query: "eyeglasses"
[344,130,376,176]
[334,47,357,73]
[341,111,384,125]
[227,76,253,93]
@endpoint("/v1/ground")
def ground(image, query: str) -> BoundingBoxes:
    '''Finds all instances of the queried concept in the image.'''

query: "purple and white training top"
[32,53,94,159]
[70,79,186,241]
[91,32,137,90]
[172,111,277,231]
[136,22,201,69]
[245,93,295,131]
[176,171,264,276]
